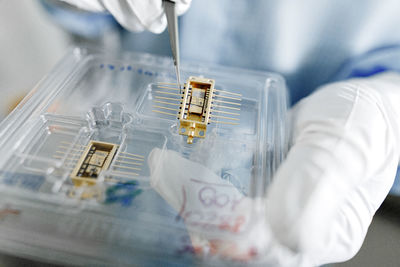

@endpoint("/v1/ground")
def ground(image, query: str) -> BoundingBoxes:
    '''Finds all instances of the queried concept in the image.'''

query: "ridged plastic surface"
[0,47,288,266]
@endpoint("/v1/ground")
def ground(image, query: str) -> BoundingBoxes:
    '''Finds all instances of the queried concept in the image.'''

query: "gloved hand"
[267,71,400,265]
[60,0,192,33]
[148,72,400,266]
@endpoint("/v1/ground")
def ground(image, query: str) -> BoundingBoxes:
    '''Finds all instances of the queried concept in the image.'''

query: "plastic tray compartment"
[0,47,288,266]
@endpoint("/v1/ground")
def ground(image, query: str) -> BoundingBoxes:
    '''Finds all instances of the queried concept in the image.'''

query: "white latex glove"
[148,148,301,265]
[267,71,400,265]
[148,72,400,266]
[60,0,192,33]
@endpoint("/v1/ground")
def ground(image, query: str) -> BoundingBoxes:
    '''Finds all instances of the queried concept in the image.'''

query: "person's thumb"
[266,72,400,265]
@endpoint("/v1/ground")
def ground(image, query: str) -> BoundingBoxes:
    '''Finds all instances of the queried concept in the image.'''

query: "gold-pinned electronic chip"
[178,77,214,144]
[153,76,242,144]
[53,140,144,188]
[70,141,119,186]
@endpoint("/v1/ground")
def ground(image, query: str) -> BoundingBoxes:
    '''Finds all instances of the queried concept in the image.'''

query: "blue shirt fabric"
[123,0,400,103]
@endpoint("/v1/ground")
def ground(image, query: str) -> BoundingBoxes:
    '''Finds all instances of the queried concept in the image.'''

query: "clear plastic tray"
[0,47,288,266]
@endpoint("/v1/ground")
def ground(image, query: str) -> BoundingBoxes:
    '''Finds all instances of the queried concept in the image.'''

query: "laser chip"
[189,88,206,114]
[70,141,119,186]
[153,76,242,144]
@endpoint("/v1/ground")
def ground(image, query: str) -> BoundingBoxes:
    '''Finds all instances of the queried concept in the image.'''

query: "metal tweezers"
[163,0,182,92]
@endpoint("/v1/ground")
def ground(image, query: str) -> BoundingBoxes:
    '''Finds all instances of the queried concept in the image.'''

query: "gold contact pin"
[154,105,177,112]
[53,156,80,162]
[212,99,241,106]
[105,176,139,183]
[53,154,80,161]
[119,151,144,158]
[211,110,240,116]
[61,141,87,146]
[213,89,242,97]
[213,94,242,101]
[152,109,177,116]
[121,152,144,159]
[115,160,143,166]
[156,85,181,91]
[212,104,241,111]
[209,120,240,125]
[55,151,81,155]
[211,115,240,121]
[113,165,141,171]
[154,100,181,106]
[154,96,183,102]
[112,170,139,176]
[118,155,145,161]
[155,91,183,97]
[58,145,84,152]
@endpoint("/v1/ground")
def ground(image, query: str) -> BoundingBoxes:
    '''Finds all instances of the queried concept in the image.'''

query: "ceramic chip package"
[152,76,242,144]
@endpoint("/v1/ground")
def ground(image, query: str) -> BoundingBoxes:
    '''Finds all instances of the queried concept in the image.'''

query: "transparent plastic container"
[0,47,288,266]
